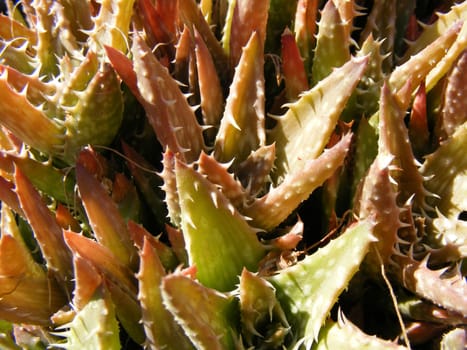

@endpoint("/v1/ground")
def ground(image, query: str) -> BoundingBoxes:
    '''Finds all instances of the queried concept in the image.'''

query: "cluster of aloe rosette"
[0,0,466,348]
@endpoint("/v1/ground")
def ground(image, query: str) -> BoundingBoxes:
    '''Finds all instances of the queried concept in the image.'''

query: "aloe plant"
[0,0,466,349]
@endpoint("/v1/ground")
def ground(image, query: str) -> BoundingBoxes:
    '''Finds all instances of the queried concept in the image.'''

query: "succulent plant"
[0,0,466,349]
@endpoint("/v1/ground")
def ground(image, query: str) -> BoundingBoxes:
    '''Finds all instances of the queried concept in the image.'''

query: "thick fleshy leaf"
[89,0,135,53]
[396,255,467,317]
[64,231,137,297]
[58,58,124,162]
[198,151,247,208]
[194,29,223,136]
[129,220,178,271]
[214,31,266,165]
[178,0,228,79]
[245,133,351,231]
[269,56,368,182]
[281,28,309,101]
[0,70,63,155]
[175,158,267,291]
[389,20,463,96]
[356,153,403,269]
[294,0,318,69]
[57,287,121,350]
[0,206,67,326]
[268,220,375,348]
[434,50,467,141]
[0,151,74,204]
[136,237,194,350]
[378,83,429,211]
[229,0,269,67]
[402,2,467,59]
[239,269,289,347]
[15,167,73,286]
[421,121,467,218]
[76,163,138,270]
[311,0,350,84]
[359,0,397,72]
[312,314,408,350]
[236,143,275,196]
[162,274,239,349]
[132,34,205,163]
[64,231,144,343]
[354,35,385,116]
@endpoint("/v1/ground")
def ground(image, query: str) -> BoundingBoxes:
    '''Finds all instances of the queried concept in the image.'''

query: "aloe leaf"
[104,45,142,103]
[356,153,403,270]
[0,175,22,216]
[440,328,467,349]
[354,35,385,116]
[378,83,429,211]
[0,152,74,204]
[421,121,467,218]
[160,148,182,227]
[175,158,267,292]
[0,70,63,155]
[162,273,239,350]
[63,231,137,298]
[0,320,21,350]
[15,166,73,286]
[137,237,194,350]
[0,210,66,325]
[76,163,138,270]
[229,0,269,67]
[194,28,223,136]
[178,0,228,79]
[239,268,289,347]
[198,151,247,208]
[434,50,467,141]
[132,34,205,163]
[402,2,467,59]
[57,287,121,350]
[296,1,318,67]
[281,28,309,101]
[359,0,397,72]
[244,133,352,231]
[0,205,45,277]
[350,116,378,200]
[129,221,179,272]
[236,143,275,196]
[389,20,463,96]
[64,231,145,343]
[72,255,103,311]
[214,31,266,165]
[425,21,467,92]
[396,255,467,317]
[34,0,59,76]
[121,143,167,229]
[59,60,124,162]
[270,56,368,183]
[311,0,350,84]
[136,0,175,52]
[0,14,36,44]
[89,0,135,53]
[268,220,375,348]
[408,82,430,157]
[312,313,408,350]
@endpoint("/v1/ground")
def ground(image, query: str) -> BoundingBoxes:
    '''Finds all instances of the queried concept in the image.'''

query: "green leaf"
[268,220,375,348]
[312,314,408,350]
[57,288,121,350]
[175,158,267,291]
[162,274,239,350]
[270,56,368,183]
